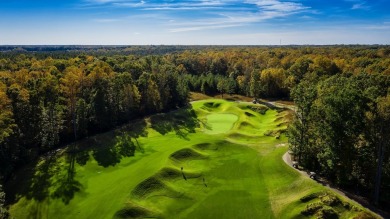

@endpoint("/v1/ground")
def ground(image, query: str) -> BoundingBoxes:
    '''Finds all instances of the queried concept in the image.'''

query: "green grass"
[204,113,238,134]
[7,99,377,219]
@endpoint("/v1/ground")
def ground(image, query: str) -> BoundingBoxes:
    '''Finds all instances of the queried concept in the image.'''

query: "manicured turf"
[7,99,377,219]
[204,113,237,134]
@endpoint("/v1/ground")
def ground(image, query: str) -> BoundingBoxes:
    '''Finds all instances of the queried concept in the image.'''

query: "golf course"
[6,99,377,218]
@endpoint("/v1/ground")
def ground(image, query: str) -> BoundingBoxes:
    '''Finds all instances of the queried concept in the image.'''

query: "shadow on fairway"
[5,147,82,206]
[85,119,149,167]
[5,119,150,206]
[51,150,82,204]
[150,107,200,140]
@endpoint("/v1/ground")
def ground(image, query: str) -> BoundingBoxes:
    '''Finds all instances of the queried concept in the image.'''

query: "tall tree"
[371,95,390,205]
[60,66,85,140]
[288,80,317,165]
[314,76,366,184]
[137,72,161,114]
[0,82,16,178]
[286,57,311,88]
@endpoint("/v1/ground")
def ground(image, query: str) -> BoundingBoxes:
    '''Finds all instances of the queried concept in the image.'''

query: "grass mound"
[319,193,341,206]
[317,206,339,219]
[193,142,218,151]
[157,167,182,179]
[274,116,286,122]
[245,111,255,117]
[157,167,201,180]
[131,176,182,199]
[264,129,283,139]
[246,105,268,115]
[131,176,166,198]
[299,192,365,218]
[238,121,255,130]
[169,148,206,161]
[203,102,221,109]
[228,132,257,140]
[300,192,325,203]
[114,203,156,219]
[301,202,324,216]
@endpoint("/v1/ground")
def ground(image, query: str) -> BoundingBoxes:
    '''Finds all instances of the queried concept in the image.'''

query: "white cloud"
[349,0,370,10]
[85,0,134,3]
[245,0,308,12]
[143,6,221,10]
[82,0,312,33]
[351,3,361,9]
[166,0,310,32]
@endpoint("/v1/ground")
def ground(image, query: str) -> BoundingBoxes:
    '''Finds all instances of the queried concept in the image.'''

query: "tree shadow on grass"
[150,107,200,140]
[27,155,57,202]
[122,119,148,153]
[51,148,82,205]
[92,140,121,168]
[91,121,146,167]
[5,148,82,206]
[5,119,149,206]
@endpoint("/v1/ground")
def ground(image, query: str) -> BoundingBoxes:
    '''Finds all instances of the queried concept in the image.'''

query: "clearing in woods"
[6,99,377,218]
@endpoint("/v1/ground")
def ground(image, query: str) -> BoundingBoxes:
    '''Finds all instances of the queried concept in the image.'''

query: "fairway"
[7,99,376,219]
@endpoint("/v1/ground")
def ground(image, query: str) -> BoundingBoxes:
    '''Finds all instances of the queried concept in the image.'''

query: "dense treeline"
[0,46,389,211]
[0,54,189,182]
[288,71,390,208]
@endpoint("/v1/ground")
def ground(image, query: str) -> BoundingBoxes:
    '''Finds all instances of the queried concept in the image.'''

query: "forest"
[0,46,389,216]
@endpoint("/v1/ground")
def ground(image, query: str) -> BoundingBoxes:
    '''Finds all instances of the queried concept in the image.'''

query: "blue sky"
[0,0,389,45]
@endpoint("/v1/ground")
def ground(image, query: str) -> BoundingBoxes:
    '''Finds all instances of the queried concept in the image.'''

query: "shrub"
[353,212,377,219]
[0,184,9,219]
[300,192,323,203]
[301,202,323,216]
[316,206,339,219]
[319,193,341,206]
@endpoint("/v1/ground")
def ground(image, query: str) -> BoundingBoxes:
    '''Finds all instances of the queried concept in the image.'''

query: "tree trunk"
[71,99,77,141]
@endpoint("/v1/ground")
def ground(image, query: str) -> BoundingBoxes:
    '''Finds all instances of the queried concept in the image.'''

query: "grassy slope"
[8,99,376,219]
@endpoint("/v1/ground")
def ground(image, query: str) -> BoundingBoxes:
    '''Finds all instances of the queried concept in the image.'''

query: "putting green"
[6,99,376,219]
[205,113,238,134]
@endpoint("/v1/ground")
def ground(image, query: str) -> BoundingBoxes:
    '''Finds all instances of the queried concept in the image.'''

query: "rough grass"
[190,92,253,102]
[7,99,378,219]
[299,193,357,219]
